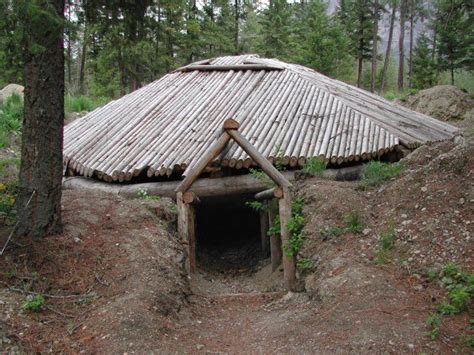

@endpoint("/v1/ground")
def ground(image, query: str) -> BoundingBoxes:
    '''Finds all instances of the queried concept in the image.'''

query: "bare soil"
[0,137,473,353]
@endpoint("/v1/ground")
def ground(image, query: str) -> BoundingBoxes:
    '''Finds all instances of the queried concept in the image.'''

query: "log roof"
[64,54,460,182]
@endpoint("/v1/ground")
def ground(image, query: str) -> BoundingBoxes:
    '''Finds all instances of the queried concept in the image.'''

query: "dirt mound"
[404,85,474,122]
[0,84,23,105]
[0,190,189,353]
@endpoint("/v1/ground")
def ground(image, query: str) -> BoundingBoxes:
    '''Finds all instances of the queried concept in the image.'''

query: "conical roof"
[64,54,459,182]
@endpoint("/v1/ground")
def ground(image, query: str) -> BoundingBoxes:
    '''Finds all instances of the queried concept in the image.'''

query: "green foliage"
[0,181,18,225]
[297,258,314,271]
[426,313,441,340]
[65,95,109,114]
[374,226,396,265]
[344,211,364,234]
[424,262,473,341]
[302,157,326,177]
[283,197,305,257]
[245,200,265,212]
[320,226,345,240]
[249,168,275,188]
[359,161,403,188]
[411,33,438,90]
[22,294,45,312]
[267,214,281,237]
[0,93,23,148]
[136,188,161,201]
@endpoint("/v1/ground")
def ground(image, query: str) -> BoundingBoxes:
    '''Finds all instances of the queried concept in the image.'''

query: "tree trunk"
[17,0,65,238]
[380,3,396,93]
[408,0,414,88]
[451,62,454,85]
[79,25,88,95]
[398,0,406,92]
[371,0,379,93]
[234,0,240,54]
[357,55,363,88]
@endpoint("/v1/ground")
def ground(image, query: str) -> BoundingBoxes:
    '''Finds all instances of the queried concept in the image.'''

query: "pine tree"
[411,33,437,89]
[17,0,65,237]
[298,0,352,77]
[434,0,473,85]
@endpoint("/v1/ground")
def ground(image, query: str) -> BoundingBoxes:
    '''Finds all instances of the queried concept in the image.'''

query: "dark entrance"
[196,194,263,273]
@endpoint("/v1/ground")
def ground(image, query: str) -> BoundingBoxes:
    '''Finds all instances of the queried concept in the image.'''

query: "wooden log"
[279,187,296,292]
[259,202,270,258]
[223,118,240,130]
[177,64,284,72]
[177,192,196,274]
[225,129,291,188]
[255,187,283,200]
[268,199,282,272]
[63,172,296,199]
[183,191,200,204]
[175,131,231,193]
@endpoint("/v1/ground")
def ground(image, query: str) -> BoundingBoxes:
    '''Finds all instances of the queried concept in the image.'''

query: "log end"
[223,119,240,130]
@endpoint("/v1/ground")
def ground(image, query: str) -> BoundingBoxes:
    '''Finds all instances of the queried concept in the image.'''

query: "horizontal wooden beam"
[177,64,284,72]
[255,187,283,200]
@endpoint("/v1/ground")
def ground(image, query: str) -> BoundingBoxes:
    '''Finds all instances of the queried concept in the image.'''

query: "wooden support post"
[177,192,196,274]
[259,201,270,258]
[279,188,296,291]
[268,199,282,272]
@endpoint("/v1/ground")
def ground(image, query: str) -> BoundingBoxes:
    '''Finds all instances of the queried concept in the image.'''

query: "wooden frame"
[175,119,296,291]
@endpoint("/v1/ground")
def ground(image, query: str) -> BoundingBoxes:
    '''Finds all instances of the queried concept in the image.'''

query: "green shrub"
[448,285,470,312]
[249,168,274,188]
[297,258,314,271]
[359,161,403,188]
[283,197,305,257]
[426,313,441,340]
[374,226,396,264]
[302,157,326,176]
[344,211,364,234]
[0,181,18,224]
[22,294,45,312]
[320,226,344,240]
[245,200,265,212]
[65,95,109,114]
[0,93,23,148]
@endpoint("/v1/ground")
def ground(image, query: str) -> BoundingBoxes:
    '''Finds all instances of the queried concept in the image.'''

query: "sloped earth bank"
[1,138,473,353]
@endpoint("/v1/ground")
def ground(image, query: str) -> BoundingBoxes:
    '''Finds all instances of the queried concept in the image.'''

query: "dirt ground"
[0,136,473,352]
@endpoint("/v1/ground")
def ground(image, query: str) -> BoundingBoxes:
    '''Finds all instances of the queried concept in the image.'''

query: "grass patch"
[374,226,396,264]
[302,157,326,177]
[136,188,161,201]
[359,161,403,188]
[320,226,345,240]
[297,258,314,271]
[0,93,23,148]
[22,294,45,312]
[424,262,474,343]
[65,95,109,114]
[344,211,364,234]
[0,181,18,225]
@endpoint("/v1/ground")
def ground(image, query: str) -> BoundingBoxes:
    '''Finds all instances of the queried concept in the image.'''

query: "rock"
[362,228,372,236]
[403,85,474,122]
[421,186,427,192]
[0,83,24,104]
[196,344,204,350]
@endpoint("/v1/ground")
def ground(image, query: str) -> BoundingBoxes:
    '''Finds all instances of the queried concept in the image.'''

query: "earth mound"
[404,85,474,122]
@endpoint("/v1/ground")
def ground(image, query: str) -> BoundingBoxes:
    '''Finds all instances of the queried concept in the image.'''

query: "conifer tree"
[411,33,437,89]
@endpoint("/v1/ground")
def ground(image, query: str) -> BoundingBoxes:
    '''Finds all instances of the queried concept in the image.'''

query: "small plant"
[0,181,18,225]
[136,188,161,201]
[437,301,458,315]
[65,95,109,113]
[245,200,265,212]
[448,285,470,312]
[249,168,274,188]
[283,197,305,257]
[426,313,441,340]
[267,214,281,236]
[374,226,396,265]
[0,93,23,148]
[344,211,364,234]
[297,258,314,271]
[359,161,403,188]
[22,294,45,312]
[320,226,344,240]
[302,157,326,177]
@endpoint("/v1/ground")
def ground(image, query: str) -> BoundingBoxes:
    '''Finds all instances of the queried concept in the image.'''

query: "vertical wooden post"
[268,199,282,272]
[259,201,270,257]
[279,188,296,291]
[177,192,196,274]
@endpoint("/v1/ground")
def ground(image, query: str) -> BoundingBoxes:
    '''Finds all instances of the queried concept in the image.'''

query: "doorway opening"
[196,194,263,274]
